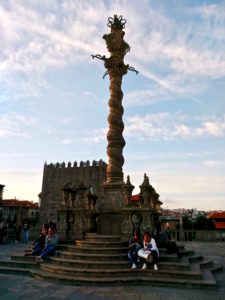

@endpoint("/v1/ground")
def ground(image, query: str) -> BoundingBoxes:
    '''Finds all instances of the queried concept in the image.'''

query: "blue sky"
[0,0,225,211]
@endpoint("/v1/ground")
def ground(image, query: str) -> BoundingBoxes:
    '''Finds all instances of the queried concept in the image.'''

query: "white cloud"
[0,112,37,139]
[61,138,73,145]
[0,0,225,100]
[202,160,225,167]
[83,128,107,144]
[82,113,225,143]
[196,120,225,137]
[125,113,225,141]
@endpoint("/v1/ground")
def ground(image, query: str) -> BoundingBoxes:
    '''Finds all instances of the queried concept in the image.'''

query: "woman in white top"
[141,231,159,270]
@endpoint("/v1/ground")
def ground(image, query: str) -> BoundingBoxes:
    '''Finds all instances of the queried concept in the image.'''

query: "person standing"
[22,220,29,243]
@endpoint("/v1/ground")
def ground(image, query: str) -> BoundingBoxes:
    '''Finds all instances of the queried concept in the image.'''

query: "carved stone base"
[96,213,123,235]
[98,182,125,213]
[95,182,125,235]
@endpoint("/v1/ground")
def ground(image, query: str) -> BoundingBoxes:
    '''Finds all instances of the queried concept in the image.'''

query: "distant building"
[208,211,225,230]
[159,209,181,231]
[131,194,162,210]
[0,199,40,227]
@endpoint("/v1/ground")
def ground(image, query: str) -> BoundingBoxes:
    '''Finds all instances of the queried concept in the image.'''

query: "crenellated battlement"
[44,159,106,169]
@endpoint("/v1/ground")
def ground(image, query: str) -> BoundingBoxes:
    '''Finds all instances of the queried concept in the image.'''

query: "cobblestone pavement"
[0,241,225,300]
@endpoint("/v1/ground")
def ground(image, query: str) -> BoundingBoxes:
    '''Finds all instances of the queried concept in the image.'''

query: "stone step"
[75,240,127,247]
[11,254,36,262]
[0,260,39,269]
[189,253,203,262]
[58,244,128,254]
[40,262,203,280]
[0,264,217,289]
[56,250,185,263]
[210,261,223,273]
[84,233,122,242]
[48,256,129,269]
[47,257,192,272]
[3,255,191,272]
[56,250,127,261]
[34,268,217,289]
[199,259,213,269]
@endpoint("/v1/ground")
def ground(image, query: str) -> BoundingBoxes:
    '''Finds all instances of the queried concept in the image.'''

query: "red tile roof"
[208,212,225,219]
[131,195,140,201]
[214,222,225,230]
[0,199,39,208]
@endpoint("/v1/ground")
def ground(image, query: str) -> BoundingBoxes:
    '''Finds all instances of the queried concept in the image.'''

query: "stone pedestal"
[96,182,125,235]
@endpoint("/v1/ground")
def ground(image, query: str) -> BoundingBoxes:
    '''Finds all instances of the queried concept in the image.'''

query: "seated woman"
[24,224,48,256]
[36,226,59,262]
[139,231,159,270]
[128,231,141,269]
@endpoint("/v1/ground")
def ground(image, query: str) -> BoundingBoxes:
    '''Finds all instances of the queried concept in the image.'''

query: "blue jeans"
[22,230,29,243]
[40,244,56,259]
[31,243,42,256]
[128,244,141,265]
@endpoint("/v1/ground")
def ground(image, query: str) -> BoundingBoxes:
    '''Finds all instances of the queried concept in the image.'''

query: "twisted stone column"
[92,15,138,185]
[107,71,125,183]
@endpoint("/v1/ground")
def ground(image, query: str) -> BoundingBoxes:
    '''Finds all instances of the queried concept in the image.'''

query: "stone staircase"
[0,233,222,289]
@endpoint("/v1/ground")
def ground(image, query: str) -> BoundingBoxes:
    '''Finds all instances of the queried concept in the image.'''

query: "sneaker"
[154,264,158,270]
[36,256,44,263]
[142,263,147,270]
[131,263,137,269]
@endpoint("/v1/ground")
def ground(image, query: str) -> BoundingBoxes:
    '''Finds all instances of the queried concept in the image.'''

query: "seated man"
[36,226,59,262]
[128,231,141,269]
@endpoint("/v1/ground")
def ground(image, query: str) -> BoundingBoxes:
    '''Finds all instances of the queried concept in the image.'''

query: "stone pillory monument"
[0,15,222,291]
[39,15,162,241]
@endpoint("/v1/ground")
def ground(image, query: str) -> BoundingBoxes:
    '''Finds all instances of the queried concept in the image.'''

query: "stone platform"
[0,238,224,299]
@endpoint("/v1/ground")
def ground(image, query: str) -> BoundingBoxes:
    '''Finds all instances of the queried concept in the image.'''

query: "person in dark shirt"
[24,224,48,256]
[128,231,141,269]
[36,226,59,262]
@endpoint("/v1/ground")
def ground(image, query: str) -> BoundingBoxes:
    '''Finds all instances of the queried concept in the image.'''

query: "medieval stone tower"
[39,160,107,233]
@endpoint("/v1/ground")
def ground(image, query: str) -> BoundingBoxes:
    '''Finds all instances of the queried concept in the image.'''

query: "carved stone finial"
[107,14,126,30]
[123,175,135,206]
[140,173,150,187]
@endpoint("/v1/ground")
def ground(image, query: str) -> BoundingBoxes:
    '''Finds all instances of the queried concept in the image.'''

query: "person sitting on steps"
[36,226,59,262]
[140,231,159,270]
[128,230,141,269]
[24,224,49,256]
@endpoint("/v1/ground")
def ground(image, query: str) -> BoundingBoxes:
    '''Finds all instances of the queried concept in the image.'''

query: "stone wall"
[39,160,107,227]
